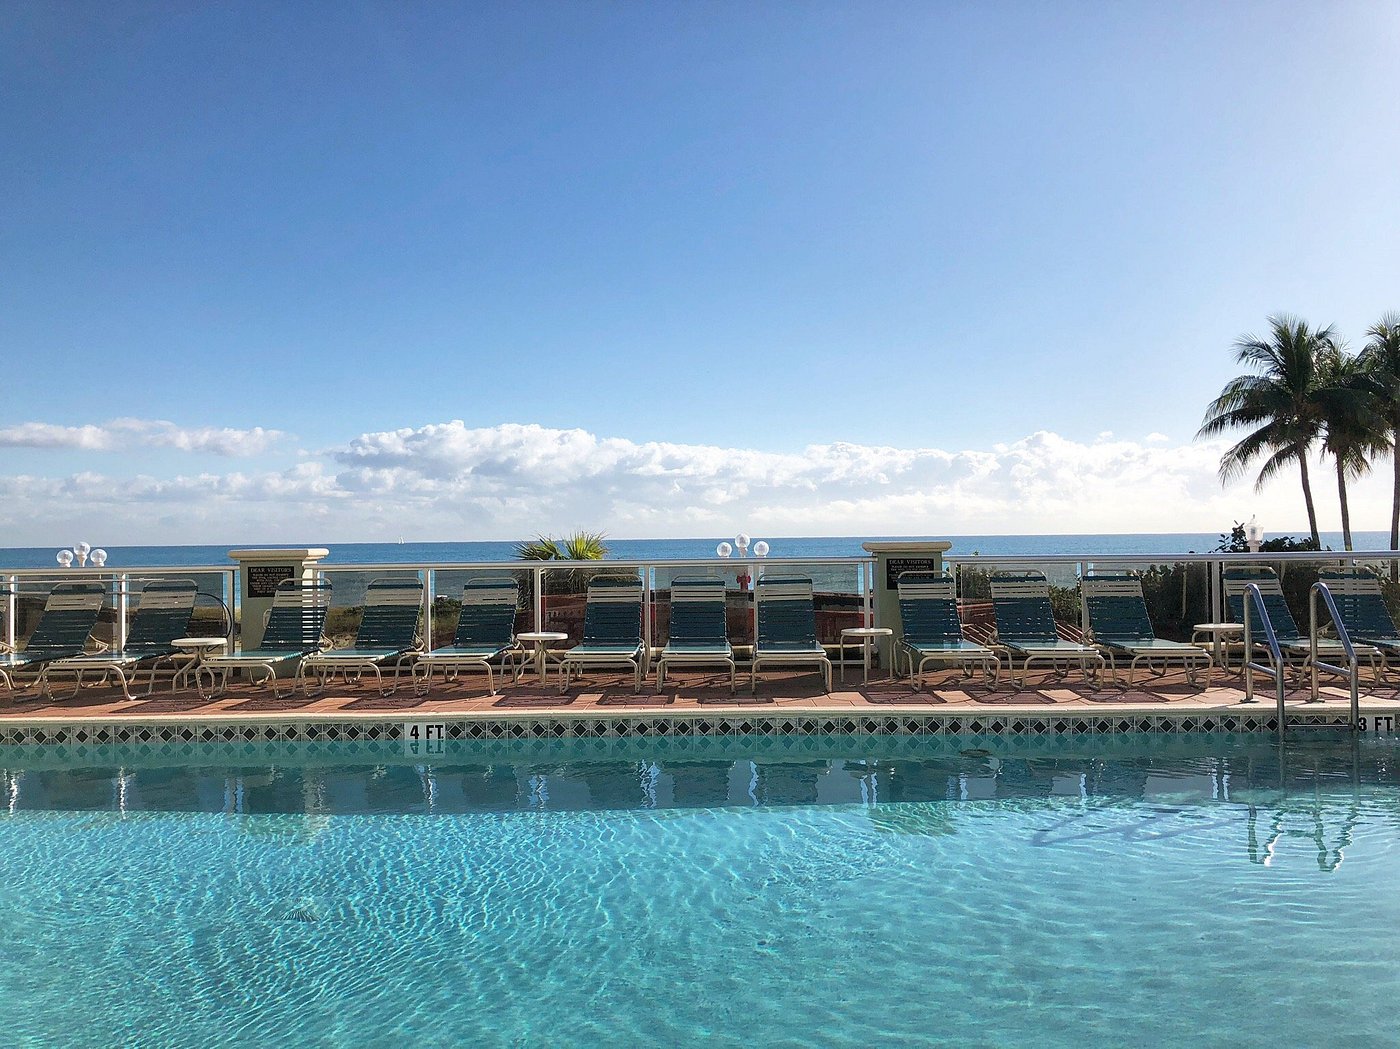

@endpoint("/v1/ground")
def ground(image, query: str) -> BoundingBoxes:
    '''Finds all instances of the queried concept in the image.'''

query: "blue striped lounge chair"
[751,576,831,694]
[0,582,106,696]
[1222,566,1379,679]
[301,578,425,696]
[988,571,1106,687]
[895,571,1000,688]
[1079,573,1212,686]
[1310,568,1394,680]
[656,577,735,693]
[38,578,199,701]
[196,578,333,699]
[413,576,522,695]
[559,575,647,693]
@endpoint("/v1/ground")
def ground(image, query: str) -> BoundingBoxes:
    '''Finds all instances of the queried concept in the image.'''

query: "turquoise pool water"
[1,733,1397,1047]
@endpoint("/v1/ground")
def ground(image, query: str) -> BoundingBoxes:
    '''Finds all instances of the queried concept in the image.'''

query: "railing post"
[643,563,652,658]
[1210,560,1222,625]
[4,575,15,651]
[115,572,129,652]
[224,569,237,644]
[533,566,543,632]
[424,568,434,650]
[1079,560,1090,635]
[862,561,872,627]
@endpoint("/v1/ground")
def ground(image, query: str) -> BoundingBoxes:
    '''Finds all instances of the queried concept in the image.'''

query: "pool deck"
[2,666,1397,727]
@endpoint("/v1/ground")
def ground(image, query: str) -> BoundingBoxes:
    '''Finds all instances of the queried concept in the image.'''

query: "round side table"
[516,631,569,684]
[171,636,228,689]
[840,627,894,685]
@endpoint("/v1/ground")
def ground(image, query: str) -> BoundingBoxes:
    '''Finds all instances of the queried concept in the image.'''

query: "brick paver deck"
[3,665,1396,724]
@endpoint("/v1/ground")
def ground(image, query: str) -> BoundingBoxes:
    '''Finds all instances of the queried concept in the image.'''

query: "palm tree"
[1360,312,1400,557]
[1197,315,1337,548]
[1314,346,1381,550]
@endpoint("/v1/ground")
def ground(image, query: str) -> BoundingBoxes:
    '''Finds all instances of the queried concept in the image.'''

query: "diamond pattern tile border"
[0,708,1336,746]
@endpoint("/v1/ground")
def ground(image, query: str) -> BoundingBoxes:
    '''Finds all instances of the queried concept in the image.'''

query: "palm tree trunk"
[1336,457,1353,551]
[1297,444,1320,547]
[1391,423,1400,579]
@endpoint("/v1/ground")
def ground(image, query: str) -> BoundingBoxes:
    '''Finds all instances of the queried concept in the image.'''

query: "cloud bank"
[0,418,1391,546]
[0,418,284,457]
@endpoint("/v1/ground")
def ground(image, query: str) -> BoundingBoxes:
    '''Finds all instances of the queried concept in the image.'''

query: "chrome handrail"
[1309,582,1360,728]
[1240,582,1287,739]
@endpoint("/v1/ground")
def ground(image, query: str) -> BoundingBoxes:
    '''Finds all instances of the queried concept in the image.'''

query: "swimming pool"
[1,733,1395,1047]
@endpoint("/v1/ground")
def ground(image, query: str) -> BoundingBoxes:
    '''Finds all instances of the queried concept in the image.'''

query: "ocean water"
[0,531,1390,570]
[0,732,1395,1047]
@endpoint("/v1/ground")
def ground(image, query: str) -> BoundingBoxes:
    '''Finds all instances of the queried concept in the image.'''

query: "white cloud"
[0,420,1391,545]
[0,418,284,456]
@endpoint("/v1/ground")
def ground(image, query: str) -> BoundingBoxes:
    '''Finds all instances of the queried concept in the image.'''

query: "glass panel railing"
[1351,555,1400,625]
[953,560,1084,635]
[537,565,646,645]
[429,567,535,649]
[801,561,865,648]
[317,568,422,646]
[1082,560,1212,641]
[650,564,739,647]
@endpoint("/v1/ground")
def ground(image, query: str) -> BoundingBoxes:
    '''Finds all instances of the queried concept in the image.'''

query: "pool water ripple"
[1,734,1398,1047]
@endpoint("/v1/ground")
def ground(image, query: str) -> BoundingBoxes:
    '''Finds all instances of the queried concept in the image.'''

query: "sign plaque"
[246,565,296,599]
[885,556,942,590]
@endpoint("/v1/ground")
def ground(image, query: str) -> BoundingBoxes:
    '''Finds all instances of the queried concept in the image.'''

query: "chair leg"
[113,666,137,702]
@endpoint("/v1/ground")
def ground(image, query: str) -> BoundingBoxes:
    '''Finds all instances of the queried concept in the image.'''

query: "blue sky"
[3,2,1399,543]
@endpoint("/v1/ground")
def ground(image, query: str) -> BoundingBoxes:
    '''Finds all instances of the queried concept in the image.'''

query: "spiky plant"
[515,531,610,594]
[515,531,608,561]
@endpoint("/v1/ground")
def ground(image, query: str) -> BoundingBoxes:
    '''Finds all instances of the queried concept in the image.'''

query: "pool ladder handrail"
[1240,582,1287,737]
[1308,581,1361,729]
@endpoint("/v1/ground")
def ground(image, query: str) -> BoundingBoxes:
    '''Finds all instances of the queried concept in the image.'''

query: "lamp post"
[716,533,769,590]
[1245,517,1263,554]
[56,542,107,568]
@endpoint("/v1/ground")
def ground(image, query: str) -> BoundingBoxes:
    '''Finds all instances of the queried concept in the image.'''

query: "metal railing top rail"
[6,550,1394,577]
[946,550,1400,565]
[313,556,875,573]
[0,565,237,579]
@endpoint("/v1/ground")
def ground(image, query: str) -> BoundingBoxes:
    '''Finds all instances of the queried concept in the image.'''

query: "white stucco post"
[227,548,330,655]
[861,541,954,669]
